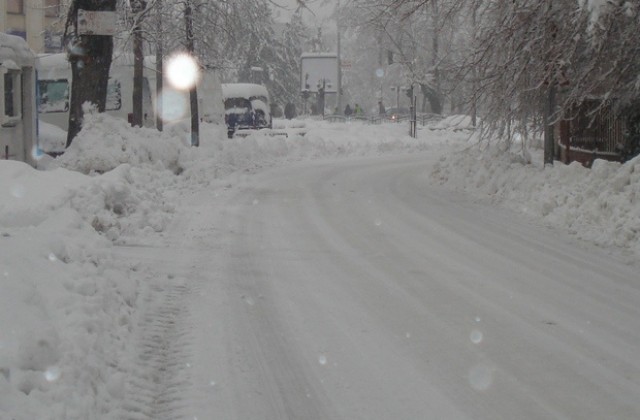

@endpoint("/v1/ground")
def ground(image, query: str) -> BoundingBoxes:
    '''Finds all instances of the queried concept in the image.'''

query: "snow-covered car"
[222,83,272,136]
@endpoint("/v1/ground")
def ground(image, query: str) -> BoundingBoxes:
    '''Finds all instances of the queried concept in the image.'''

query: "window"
[224,97,251,110]
[44,31,64,53]
[5,73,15,117]
[38,78,122,113]
[3,70,21,125]
[45,0,61,17]
[7,30,27,41]
[38,79,69,113]
[7,0,24,14]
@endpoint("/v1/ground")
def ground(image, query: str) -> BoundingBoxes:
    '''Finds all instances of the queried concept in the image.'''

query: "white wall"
[26,0,45,53]
[0,1,6,33]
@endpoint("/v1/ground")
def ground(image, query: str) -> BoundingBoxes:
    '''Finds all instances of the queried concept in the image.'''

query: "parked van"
[37,53,224,133]
[222,83,272,136]
[37,52,156,131]
[1,33,38,166]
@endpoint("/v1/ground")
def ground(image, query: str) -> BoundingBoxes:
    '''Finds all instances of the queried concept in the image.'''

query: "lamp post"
[131,0,146,127]
[336,0,342,115]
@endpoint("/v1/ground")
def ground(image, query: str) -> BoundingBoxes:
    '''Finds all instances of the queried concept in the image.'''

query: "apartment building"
[1,0,64,53]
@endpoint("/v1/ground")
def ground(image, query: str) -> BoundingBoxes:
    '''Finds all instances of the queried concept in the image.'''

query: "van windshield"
[224,97,251,110]
[38,79,69,113]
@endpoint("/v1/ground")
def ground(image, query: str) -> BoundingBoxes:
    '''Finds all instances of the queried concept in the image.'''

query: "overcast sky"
[271,0,336,23]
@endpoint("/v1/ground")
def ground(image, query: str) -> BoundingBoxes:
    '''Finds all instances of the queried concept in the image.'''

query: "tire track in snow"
[121,275,195,420]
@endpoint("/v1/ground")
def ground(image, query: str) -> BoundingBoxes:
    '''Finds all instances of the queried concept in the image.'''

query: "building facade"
[1,0,64,53]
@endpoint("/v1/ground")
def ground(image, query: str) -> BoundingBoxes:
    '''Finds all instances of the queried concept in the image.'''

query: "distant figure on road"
[226,112,237,138]
[344,104,353,116]
[378,101,386,116]
[354,103,363,116]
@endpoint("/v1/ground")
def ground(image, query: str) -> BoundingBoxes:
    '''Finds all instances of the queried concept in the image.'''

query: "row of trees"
[60,0,640,161]
[61,0,313,146]
[340,0,640,162]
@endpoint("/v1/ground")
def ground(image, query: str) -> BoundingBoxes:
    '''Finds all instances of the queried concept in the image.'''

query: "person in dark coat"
[284,102,296,119]
[226,113,237,138]
[344,104,353,116]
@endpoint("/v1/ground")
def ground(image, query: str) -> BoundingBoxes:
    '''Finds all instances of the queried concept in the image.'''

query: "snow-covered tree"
[382,0,640,161]
[271,12,308,109]
[342,0,469,115]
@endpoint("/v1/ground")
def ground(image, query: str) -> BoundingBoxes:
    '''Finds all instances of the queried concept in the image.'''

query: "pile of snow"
[430,114,475,131]
[0,33,35,67]
[56,108,186,175]
[1,161,137,419]
[432,140,640,260]
[37,121,67,155]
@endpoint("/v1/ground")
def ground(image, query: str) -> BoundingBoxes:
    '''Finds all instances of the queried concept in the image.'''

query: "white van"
[37,52,156,131]
[1,33,38,166]
[37,53,224,133]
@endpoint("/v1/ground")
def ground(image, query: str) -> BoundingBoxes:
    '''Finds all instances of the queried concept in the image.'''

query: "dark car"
[222,83,272,138]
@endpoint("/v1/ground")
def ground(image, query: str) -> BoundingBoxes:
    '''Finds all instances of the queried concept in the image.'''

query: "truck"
[37,52,157,131]
[37,52,224,133]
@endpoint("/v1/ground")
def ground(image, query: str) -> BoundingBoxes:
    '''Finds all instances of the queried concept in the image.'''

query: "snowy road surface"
[119,153,640,419]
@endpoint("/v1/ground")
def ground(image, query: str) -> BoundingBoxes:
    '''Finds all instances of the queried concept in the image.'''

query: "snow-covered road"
[119,152,640,419]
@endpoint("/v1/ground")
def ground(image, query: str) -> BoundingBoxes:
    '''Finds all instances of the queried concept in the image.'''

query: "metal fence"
[556,99,627,166]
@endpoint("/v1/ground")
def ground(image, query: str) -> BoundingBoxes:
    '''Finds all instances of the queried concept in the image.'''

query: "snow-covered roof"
[37,53,71,70]
[251,99,269,113]
[221,83,269,101]
[0,33,35,68]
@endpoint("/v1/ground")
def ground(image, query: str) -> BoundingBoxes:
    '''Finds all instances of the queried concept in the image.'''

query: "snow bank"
[430,114,475,131]
[56,108,186,175]
[37,121,67,155]
[0,33,35,67]
[432,141,640,260]
[1,162,137,419]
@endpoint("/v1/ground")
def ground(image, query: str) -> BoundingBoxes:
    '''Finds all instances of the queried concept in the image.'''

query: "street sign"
[301,53,338,93]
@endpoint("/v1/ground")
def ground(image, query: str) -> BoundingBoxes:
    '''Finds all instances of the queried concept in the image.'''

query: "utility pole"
[544,83,556,165]
[336,0,342,115]
[185,0,199,146]
[471,3,477,128]
[543,0,556,166]
[131,0,146,127]
[155,0,163,131]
